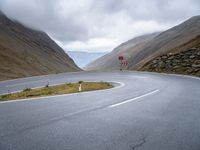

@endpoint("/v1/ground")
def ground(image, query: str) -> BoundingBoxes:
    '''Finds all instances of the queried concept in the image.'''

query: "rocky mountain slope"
[85,32,160,70]
[130,16,200,70]
[0,12,80,81]
[86,16,200,73]
[141,44,200,77]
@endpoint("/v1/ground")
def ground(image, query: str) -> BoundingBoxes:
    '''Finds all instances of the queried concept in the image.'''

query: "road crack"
[130,137,146,150]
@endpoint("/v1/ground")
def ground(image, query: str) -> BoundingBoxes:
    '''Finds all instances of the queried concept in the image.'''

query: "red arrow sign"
[121,60,128,66]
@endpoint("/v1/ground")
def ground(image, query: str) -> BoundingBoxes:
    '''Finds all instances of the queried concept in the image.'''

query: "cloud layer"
[0,0,200,52]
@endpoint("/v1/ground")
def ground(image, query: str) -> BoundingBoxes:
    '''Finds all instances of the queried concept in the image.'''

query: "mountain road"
[0,71,200,150]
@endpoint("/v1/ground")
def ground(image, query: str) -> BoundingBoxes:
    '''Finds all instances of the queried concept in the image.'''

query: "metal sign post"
[118,56,124,71]
[118,56,129,70]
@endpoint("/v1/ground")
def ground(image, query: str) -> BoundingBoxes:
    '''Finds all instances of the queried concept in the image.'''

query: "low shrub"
[23,88,31,92]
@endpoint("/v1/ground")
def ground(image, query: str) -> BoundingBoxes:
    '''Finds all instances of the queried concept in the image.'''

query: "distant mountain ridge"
[67,51,107,68]
[85,32,160,70]
[0,12,80,81]
[86,16,200,72]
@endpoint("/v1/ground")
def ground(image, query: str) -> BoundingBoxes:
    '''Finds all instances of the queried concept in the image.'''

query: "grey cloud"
[0,0,199,51]
[91,0,200,23]
[0,0,90,42]
[90,0,124,13]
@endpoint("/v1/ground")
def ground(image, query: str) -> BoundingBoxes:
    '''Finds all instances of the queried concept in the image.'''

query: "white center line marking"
[108,89,159,108]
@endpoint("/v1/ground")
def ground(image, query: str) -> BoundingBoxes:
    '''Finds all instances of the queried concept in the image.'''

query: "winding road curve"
[0,71,200,150]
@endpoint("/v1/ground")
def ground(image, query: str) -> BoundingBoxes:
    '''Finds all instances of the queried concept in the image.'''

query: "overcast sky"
[0,0,199,52]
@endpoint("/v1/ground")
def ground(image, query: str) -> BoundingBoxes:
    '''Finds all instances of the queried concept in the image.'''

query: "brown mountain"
[0,12,80,81]
[86,16,200,72]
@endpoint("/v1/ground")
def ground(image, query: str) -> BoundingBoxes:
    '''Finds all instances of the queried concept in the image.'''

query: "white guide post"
[79,84,82,92]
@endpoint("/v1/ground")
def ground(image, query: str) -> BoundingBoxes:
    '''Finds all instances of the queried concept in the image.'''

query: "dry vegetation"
[0,82,113,101]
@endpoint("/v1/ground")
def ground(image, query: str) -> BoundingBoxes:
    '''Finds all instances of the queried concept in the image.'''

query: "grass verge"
[0,82,113,101]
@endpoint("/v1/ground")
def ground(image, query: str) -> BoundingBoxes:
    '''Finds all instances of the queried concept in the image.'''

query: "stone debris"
[142,47,200,77]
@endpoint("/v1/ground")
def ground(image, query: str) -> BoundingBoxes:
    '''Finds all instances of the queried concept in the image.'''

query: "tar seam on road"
[130,137,146,150]
[108,89,159,108]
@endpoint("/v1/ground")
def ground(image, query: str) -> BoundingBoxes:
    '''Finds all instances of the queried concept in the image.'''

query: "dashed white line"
[108,89,159,108]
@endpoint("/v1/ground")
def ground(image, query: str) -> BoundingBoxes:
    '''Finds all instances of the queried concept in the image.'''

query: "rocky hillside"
[0,12,80,81]
[140,45,200,77]
[86,16,200,72]
[130,16,200,70]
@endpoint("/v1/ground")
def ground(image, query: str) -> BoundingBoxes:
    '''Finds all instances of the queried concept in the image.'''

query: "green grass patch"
[0,82,113,101]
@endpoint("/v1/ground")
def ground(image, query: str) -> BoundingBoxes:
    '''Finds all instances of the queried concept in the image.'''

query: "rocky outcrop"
[141,47,200,77]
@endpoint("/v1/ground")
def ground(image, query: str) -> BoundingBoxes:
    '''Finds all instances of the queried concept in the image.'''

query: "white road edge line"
[126,70,200,81]
[1,81,125,95]
[108,89,159,108]
[0,81,125,104]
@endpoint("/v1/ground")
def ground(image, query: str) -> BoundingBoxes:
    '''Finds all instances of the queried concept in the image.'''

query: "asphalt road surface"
[0,71,200,150]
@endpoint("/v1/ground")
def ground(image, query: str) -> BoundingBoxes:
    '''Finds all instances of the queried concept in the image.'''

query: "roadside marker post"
[78,84,82,92]
[78,81,83,92]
